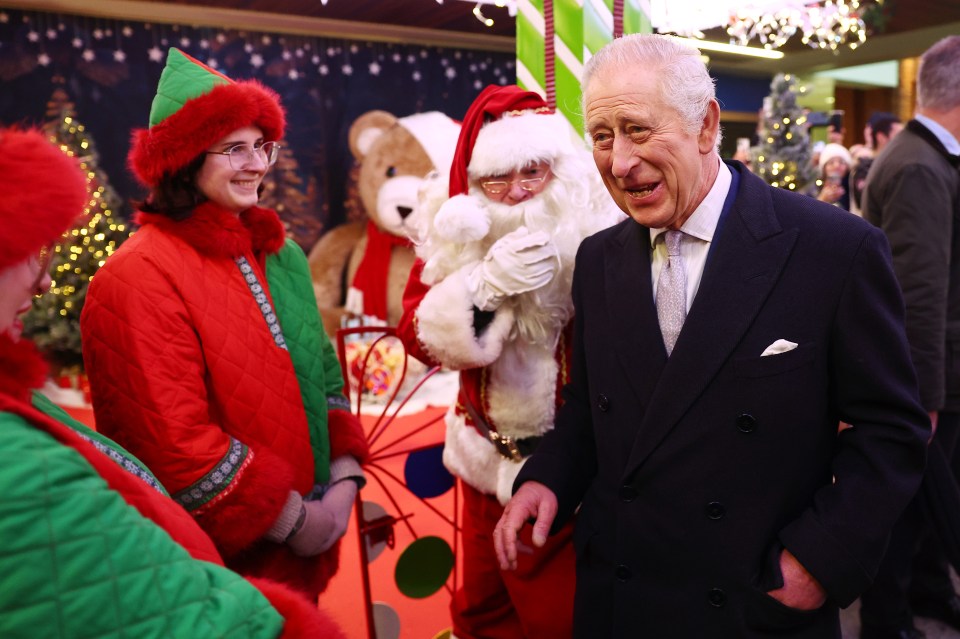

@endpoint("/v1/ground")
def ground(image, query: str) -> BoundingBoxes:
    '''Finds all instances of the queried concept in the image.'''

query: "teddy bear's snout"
[397,206,413,220]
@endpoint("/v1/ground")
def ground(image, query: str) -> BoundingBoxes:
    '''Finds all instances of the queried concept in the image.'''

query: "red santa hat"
[0,128,88,271]
[448,84,568,197]
[129,47,286,188]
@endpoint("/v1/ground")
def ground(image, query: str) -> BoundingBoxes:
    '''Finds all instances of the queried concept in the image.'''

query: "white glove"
[286,481,358,557]
[467,227,559,310]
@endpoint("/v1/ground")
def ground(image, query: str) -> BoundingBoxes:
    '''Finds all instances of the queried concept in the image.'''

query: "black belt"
[459,375,542,462]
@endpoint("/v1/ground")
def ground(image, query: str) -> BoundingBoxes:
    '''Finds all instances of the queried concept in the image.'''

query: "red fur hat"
[128,48,286,188]
[0,128,88,271]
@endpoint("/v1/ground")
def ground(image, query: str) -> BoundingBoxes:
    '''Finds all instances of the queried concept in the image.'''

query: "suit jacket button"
[736,413,757,433]
[615,565,632,581]
[706,502,726,520]
[598,394,610,412]
[708,588,727,608]
[620,485,638,502]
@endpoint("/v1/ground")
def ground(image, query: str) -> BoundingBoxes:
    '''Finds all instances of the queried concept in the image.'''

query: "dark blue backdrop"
[0,8,515,246]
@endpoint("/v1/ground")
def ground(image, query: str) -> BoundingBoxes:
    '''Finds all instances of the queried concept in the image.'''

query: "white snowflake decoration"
[412,70,422,81]
[208,58,219,68]
[179,37,190,47]
[148,46,164,62]
[93,29,104,40]
[282,49,292,60]
[319,64,329,76]
[342,63,353,75]
[114,50,126,62]
[250,53,264,68]
[72,37,83,48]
[38,52,51,66]
[82,49,95,62]
[368,61,381,75]
[445,67,456,79]
[392,53,401,63]
[122,26,133,37]
[28,30,39,42]
[245,43,254,53]
[200,39,209,49]
[288,69,299,80]
[46,29,57,40]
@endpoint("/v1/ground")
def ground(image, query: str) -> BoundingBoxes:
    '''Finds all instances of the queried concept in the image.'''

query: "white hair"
[582,34,721,148]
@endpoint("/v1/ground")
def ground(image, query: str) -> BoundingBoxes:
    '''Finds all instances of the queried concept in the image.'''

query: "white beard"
[482,185,579,347]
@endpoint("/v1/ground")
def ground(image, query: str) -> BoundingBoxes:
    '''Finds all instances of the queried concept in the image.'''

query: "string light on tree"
[751,73,816,195]
[23,87,131,372]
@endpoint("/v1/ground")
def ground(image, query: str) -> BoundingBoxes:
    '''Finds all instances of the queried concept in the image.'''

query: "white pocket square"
[761,339,798,357]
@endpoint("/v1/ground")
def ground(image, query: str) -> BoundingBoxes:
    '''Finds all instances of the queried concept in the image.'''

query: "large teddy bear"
[308,110,460,335]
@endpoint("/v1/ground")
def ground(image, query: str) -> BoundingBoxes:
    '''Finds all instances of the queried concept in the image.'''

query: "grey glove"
[466,227,559,311]
[286,481,358,557]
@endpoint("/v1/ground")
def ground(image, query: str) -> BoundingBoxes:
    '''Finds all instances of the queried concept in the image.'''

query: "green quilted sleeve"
[0,411,285,639]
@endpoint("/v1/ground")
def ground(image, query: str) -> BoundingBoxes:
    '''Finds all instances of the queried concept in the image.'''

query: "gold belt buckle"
[487,430,523,462]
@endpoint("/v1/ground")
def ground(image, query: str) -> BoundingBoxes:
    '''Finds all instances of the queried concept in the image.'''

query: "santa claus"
[397,84,621,639]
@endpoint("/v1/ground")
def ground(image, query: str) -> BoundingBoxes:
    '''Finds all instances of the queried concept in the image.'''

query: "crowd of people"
[2,30,959,639]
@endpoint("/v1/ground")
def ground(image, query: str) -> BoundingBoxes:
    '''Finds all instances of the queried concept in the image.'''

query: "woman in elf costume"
[81,48,368,598]
[0,127,343,637]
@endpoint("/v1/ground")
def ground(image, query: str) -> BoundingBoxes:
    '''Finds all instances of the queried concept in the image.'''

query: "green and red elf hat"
[128,47,286,188]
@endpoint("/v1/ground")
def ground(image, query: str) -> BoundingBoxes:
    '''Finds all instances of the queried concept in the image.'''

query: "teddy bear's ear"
[348,110,399,163]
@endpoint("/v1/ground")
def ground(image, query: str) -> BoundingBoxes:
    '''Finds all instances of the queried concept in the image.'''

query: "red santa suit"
[397,85,621,639]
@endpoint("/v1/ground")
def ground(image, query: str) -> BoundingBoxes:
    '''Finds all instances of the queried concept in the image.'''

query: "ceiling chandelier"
[727,0,877,50]
[651,0,882,52]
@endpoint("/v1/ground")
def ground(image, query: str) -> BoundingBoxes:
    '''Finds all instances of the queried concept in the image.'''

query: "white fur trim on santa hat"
[441,409,526,505]
[468,110,576,178]
[432,194,491,243]
[415,267,515,370]
[398,112,461,175]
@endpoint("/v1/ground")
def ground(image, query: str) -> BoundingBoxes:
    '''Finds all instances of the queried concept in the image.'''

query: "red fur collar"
[135,202,286,258]
[0,334,49,403]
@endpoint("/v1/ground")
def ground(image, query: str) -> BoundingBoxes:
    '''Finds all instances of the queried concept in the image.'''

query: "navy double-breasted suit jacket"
[517,161,929,638]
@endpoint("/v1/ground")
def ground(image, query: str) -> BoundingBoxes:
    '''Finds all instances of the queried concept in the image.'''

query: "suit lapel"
[623,166,800,478]
[605,221,667,408]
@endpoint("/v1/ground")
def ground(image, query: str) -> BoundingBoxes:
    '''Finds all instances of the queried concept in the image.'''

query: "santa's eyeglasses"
[479,167,552,196]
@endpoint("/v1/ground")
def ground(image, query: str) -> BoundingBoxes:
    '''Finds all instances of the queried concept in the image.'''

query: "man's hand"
[766,548,827,610]
[493,481,558,570]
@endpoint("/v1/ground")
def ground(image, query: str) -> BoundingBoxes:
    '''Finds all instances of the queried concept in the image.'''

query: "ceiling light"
[670,36,786,59]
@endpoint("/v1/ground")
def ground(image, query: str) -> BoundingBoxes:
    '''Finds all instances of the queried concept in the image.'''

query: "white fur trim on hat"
[415,267,515,370]
[468,111,576,178]
[818,143,852,173]
[398,112,461,174]
[432,194,491,243]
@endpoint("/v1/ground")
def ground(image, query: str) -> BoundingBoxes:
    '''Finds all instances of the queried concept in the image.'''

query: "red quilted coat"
[81,202,367,597]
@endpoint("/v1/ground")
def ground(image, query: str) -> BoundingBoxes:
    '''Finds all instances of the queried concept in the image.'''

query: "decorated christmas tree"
[752,73,817,195]
[259,142,324,251]
[22,88,131,371]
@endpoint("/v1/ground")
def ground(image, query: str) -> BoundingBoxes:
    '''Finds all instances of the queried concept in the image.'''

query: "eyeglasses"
[479,169,551,196]
[31,245,54,296]
[205,141,280,170]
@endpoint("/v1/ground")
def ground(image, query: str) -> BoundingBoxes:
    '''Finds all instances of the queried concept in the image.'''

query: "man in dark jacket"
[859,35,960,639]
[494,33,930,639]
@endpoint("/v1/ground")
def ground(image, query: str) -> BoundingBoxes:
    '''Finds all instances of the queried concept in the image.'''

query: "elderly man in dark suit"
[493,33,929,639]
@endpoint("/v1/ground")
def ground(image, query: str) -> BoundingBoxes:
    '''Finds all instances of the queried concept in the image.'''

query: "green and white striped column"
[516,0,652,136]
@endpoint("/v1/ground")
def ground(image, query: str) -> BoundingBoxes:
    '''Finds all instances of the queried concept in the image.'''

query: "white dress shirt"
[650,158,732,312]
